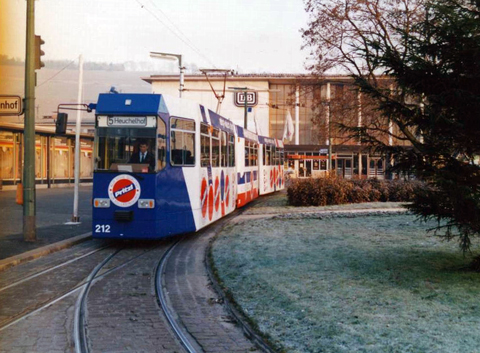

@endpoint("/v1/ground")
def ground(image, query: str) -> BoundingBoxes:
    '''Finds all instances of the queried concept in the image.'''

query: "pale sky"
[4,0,310,73]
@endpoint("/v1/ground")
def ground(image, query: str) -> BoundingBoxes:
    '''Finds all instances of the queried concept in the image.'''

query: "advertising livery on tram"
[92,93,284,239]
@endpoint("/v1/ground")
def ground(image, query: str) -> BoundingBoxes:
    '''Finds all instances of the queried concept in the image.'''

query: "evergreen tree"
[303,0,480,255]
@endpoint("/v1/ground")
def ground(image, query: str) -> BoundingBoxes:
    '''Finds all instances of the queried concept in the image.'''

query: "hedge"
[287,177,424,206]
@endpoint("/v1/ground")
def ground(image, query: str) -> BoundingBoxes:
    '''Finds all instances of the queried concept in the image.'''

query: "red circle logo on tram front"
[108,174,141,207]
[113,179,136,202]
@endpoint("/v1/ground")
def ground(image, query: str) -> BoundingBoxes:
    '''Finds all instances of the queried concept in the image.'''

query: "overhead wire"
[145,0,204,56]
[37,56,78,88]
[133,0,217,68]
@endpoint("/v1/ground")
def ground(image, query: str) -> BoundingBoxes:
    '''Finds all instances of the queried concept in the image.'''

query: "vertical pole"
[357,89,362,179]
[72,55,84,223]
[295,85,300,145]
[178,55,184,98]
[23,0,36,241]
[244,91,248,129]
[46,136,51,188]
[326,82,332,175]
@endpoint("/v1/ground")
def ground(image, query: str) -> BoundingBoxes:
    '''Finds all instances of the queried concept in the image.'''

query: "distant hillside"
[45,60,127,71]
[0,55,201,73]
[0,65,153,124]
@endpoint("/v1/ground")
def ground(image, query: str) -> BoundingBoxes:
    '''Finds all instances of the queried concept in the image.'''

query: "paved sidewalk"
[0,185,93,261]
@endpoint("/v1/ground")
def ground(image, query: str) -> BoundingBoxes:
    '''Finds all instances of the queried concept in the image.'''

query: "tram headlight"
[94,198,110,208]
[138,199,155,209]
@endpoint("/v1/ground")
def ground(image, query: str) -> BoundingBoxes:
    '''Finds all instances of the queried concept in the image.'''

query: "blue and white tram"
[92,93,284,239]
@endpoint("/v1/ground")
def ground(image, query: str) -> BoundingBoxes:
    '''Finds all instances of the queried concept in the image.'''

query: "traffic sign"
[0,96,23,116]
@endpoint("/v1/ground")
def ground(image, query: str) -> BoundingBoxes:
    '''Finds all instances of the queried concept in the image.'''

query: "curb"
[0,232,92,273]
[204,208,279,353]
[205,242,278,353]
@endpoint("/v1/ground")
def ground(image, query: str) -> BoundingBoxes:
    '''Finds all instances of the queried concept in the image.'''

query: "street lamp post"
[150,52,184,98]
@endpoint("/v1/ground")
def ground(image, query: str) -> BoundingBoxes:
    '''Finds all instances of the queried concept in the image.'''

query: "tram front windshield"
[95,127,157,172]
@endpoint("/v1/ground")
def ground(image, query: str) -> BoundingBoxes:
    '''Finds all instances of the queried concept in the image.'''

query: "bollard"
[16,183,23,205]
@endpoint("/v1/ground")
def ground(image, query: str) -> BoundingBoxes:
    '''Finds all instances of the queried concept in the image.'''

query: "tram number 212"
[95,224,111,233]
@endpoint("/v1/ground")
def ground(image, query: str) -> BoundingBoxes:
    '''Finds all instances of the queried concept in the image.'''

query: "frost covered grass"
[212,213,480,353]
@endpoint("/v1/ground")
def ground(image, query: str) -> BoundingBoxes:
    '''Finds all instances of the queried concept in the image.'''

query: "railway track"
[0,209,265,353]
[155,238,203,353]
[0,242,116,331]
[73,239,192,353]
[0,245,109,295]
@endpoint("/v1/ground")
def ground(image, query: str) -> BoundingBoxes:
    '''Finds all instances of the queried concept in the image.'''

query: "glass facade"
[0,131,17,181]
[0,127,93,186]
[268,84,320,145]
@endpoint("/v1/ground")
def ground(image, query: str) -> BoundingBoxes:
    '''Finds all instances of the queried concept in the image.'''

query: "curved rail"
[74,249,120,353]
[155,238,202,353]
[72,244,166,353]
[0,246,114,332]
[0,245,110,294]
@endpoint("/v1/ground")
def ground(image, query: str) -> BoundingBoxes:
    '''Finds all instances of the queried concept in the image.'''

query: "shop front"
[284,145,387,180]
[0,123,93,189]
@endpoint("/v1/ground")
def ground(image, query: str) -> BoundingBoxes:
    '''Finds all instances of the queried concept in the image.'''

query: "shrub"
[287,177,425,206]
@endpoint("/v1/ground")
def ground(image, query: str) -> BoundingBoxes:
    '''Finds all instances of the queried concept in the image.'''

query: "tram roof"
[95,93,168,116]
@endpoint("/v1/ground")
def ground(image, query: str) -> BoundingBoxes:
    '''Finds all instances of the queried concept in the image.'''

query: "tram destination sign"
[108,116,147,126]
[0,96,22,116]
[98,116,156,128]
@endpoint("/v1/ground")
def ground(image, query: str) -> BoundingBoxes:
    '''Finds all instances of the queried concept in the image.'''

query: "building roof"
[142,73,365,85]
[0,122,94,138]
[284,144,370,154]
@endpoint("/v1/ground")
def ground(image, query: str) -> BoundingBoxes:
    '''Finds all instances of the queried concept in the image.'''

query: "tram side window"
[244,141,250,167]
[220,131,227,167]
[157,119,167,171]
[200,123,210,167]
[264,145,272,166]
[275,148,283,166]
[251,142,258,166]
[228,134,235,167]
[170,117,195,166]
[211,128,220,167]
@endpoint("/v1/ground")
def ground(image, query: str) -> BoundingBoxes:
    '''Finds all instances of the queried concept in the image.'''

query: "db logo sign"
[108,175,141,207]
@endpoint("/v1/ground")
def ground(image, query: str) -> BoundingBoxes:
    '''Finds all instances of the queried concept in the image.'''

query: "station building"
[0,72,406,190]
[0,122,93,189]
[144,73,406,179]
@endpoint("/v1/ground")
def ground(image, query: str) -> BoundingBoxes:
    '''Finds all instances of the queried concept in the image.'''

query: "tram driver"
[129,140,155,171]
